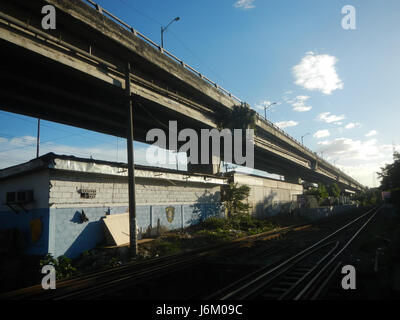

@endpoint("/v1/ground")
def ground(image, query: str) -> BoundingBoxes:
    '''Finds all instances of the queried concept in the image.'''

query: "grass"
[146,214,280,257]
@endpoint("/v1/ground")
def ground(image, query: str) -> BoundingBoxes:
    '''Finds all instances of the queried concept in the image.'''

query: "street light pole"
[301,132,310,145]
[161,17,180,49]
[264,102,277,119]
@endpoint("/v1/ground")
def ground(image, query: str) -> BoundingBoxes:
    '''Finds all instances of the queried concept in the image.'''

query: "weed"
[39,254,77,280]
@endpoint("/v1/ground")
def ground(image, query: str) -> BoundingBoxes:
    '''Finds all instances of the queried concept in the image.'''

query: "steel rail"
[48,226,300,300]
[310,260,342,300]
[294,205,382,300]
[277,241,340,300]
[0,223,303,300]
[232,241,340,300]
[216,206,379,300]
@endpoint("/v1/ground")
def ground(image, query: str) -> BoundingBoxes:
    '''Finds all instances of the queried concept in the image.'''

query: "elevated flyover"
[0,0,363,191]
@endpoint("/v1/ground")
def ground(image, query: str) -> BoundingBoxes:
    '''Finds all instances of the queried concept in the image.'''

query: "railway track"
[1,206,378,300]
[0,223,303,300]
[206,205,382,300]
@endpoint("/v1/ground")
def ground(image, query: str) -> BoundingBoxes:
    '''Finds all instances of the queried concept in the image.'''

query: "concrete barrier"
[296,205,358,220]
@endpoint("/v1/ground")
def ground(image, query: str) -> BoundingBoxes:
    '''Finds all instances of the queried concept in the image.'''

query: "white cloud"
[234,0,255,9]
[291,95,312,112]
[254,100,281,112]
[316,138,400,187]
[316,138,385,162]
[0,136,187,170]
[254,100,272,110]
[317,112,346,124]
[337,162,384,188]
[345,122,361,129]
[275,120,298,128]
[365,130,378,137]
[293,52,344,95]
[313,130,330,139]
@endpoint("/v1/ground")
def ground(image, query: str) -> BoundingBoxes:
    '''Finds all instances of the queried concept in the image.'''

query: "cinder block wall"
[233,173,303,217]
[48,170,223,258]
[49,170,221,206]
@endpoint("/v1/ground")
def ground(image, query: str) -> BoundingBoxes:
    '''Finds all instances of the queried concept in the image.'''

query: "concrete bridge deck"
[0,0,363,191]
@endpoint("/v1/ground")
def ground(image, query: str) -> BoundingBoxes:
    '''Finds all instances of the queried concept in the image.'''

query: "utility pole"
[36,119,40,158]
[126,62,138,257]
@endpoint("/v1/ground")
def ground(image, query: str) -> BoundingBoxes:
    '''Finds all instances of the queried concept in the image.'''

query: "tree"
[215,103,257,172]
[378,152,400,190]
[304,182,329,205]
[356,188,381,206]
[328,183,341,198]
[316,183,329,204]
[216,103,257,131]
[222,182,251,218]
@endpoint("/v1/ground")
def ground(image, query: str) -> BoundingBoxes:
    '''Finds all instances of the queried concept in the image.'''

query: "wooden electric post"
[126,62,138,256]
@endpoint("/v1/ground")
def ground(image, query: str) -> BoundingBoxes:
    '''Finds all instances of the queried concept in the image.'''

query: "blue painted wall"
[1,202,222,258]
[48,202,223,258]
[0,208,50,255]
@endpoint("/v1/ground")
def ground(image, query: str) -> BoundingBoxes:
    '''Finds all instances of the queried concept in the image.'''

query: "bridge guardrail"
[84,0,242,103]
[81,0,359,188]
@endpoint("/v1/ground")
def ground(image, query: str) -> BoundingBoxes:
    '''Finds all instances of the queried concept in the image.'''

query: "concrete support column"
[311,160,318,171]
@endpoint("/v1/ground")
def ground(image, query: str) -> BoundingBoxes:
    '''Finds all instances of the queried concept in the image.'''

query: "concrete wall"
[49,202,222,258]
[233,173,303,217]
[46,170,223,258]
[49,170,221,206]
[0,170,50,255]
[296,205,357,220]
[0,168,224,258]
[0,170,49,211]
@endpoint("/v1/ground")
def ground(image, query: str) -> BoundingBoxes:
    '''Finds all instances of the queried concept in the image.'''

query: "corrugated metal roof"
[0,153,227,185]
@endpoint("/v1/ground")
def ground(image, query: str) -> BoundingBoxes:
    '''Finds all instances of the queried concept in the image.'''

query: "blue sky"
[1,0,399,187]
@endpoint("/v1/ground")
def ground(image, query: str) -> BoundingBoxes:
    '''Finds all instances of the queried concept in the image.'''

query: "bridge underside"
[0,42,346,189]
[0,0,362,191]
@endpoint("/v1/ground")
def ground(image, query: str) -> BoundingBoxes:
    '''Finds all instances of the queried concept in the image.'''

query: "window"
[6,190,34,204]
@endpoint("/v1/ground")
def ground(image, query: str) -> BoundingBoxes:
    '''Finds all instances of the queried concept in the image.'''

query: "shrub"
[222,182,251,217]
[200,217,227,230]
[151,239,182,256]
[39,254,77,280]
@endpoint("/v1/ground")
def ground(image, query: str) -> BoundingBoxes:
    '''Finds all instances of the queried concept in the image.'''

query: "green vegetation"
[305,183,329,205]
[149,238,182,256]
[328,183,341,199]
[378,151,400,190]
[148,214,279,257]
[201,214,278,236]
[216,103,257,131]
[39,254,77,280]
[373,151,400,207]
[356,189,381,206]
[222,182,251,218]
[304,182,343,206]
